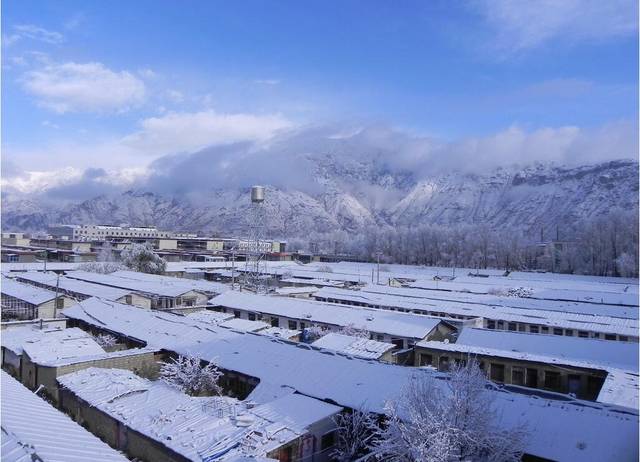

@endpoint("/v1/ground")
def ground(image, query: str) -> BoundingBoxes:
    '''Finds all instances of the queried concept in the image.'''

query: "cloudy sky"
[2,0,638,197]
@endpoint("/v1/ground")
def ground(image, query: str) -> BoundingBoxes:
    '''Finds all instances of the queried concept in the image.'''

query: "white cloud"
[12,24,64,44]
[254,79,281,85]
[22,61,146,113]
[165,89,184,103]
[479,0,638,53]
[122,110,293,155]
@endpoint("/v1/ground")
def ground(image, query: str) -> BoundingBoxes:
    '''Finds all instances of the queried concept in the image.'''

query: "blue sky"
[1,0,638,194]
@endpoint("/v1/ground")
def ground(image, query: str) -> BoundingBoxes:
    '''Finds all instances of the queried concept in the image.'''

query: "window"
[507,323,517,331]
[541,326,549,334]
[271,317,280,328]
[592,332,601,339]
[578,331,589,338]
[55,298,64,309]
[512,367,525,386]
[604,334,616,341]
[487,320,496,329]
[497,321,504,329]
[619,336,628,342]
[490,363,505,382]
[529,325,539,334]
[248,313,256,321]
[568,374,581,395]
[288,320,297,330]
[233,310,241,318]
[438,356,450,372]
[564,329,573,337]
[125,295,132,305]
[518,324,526,332]
[544,371,561,391]
[376,334,384,342]
[553,328,563,336]
[299,322,305,330]
[391,338,404,349]
[321,431,336,450]
[526,368,538,388]
[420,354,433,366]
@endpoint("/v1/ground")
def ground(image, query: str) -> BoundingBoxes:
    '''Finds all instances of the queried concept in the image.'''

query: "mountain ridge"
[2,159,637,239]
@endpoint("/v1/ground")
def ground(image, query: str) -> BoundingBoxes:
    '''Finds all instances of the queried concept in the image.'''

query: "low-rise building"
[414,327,638,407]
[1,370,130,462]
[1,276,72,320]
[210,291,456,350]
[15,271,137,305]
[1,325,161,402]
[311,332,396,362]
[61,297,640,461]
[58,367,342,462]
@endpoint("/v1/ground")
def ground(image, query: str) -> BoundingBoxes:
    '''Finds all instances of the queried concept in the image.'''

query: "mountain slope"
[2,160,637,238]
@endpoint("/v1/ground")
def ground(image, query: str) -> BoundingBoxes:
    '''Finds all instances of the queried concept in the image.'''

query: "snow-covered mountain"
[2,159,637,238]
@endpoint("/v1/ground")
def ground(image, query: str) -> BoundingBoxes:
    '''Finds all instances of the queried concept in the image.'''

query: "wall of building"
[414,347,607,400]
[21,350,162,402]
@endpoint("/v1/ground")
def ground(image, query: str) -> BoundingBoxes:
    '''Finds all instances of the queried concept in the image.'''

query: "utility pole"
[53,273,60,319]
[230,247,237,291]
[43,249,47,272]
[376,252,381,285]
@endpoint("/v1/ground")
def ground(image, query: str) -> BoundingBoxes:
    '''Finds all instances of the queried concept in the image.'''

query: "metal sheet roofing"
[210,291,444,340]
[1,370,129,462]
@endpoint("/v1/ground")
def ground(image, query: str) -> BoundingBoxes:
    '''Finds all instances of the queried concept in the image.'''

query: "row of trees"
[290,209,638,277]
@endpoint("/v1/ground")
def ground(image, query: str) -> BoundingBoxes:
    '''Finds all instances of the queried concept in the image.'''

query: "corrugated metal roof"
[1,371,129,462]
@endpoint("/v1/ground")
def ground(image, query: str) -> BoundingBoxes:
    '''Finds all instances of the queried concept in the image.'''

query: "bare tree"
[369,360,527,462]
[160,354,223,396]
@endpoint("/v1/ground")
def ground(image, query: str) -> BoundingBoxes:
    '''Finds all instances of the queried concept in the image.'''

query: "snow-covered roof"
[57,367,341,462]
[279,276,346,287]
[314,287,638,338]
[274,286,320,296]
[311,333,395,359]
[219,317,270,332]
[210,291,445,340]
[407,278,638,307]
[22,329,106,365]
[110,270,228,295]
[15,271,132,301]
[362,283,639,320]
[59,298,638,458]
[187,310,235,325]
[64,270,202,297]
[1,326,95,357]
[258,327,300,340]
[450,328,638,371]
[416,328,639,409]
[1,262,81,272]
[1,370,129,462]
[1,276,58,305]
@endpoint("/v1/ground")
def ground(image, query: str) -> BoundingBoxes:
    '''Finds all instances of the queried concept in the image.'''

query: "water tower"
[243,186,268,292]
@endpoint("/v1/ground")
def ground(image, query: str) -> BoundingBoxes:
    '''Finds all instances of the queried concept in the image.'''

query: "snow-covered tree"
[78,242,126,274]
[339,323,371,339]
[160,354,223,396]
[370,360,527,461]
[78,260,125,274]
[94,333,118,348]
[303,324,328,342]
[332,407,378,462]
[121,243,167,274]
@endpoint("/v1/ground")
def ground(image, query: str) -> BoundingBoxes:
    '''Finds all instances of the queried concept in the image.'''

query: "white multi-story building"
[48,224,174,240]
